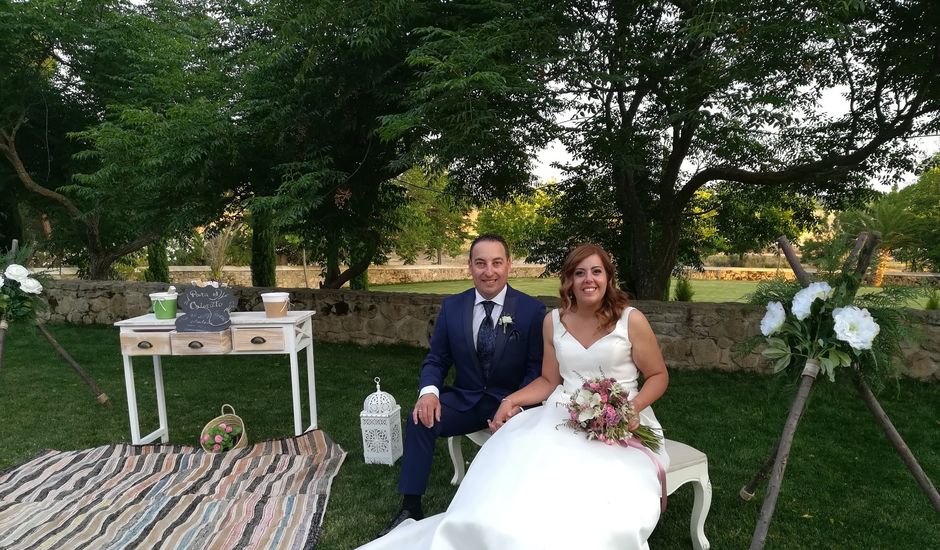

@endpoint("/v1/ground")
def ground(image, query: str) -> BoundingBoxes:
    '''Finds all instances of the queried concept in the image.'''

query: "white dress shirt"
[420,285,508,398]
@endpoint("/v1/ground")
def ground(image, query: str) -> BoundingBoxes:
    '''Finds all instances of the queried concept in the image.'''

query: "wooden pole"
[740,439,779,501]
[0,320,7,372]
[36,323,112,407]
[776,236,811,286]
[853,371,940,513]
[749,360,820,550]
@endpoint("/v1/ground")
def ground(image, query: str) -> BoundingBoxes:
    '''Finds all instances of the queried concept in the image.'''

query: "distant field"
[372,278,930,308]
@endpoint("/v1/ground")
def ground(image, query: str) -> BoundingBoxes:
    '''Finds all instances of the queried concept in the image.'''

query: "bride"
[360,244,670,549]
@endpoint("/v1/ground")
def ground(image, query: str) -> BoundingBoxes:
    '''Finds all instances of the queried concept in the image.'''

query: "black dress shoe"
[377,507,424,538]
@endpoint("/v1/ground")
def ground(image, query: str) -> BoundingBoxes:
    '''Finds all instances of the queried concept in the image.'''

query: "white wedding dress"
[361,307,668,550]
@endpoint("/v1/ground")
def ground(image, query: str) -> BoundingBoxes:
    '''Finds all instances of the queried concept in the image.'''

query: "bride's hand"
[488,399,520,432]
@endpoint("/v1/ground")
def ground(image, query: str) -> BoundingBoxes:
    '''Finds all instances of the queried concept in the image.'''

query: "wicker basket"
[200,404,247,453]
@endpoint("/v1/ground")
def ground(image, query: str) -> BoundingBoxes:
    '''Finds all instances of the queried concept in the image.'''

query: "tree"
[386,0,940,299]
[476,187,558,261]
[892,162,940,272]
[0,1,232,278]
[392,168,471,265]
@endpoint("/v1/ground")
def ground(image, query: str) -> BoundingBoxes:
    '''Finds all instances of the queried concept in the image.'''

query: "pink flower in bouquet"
[219,423,227,430]
[212,444,221,452]
[214,435,223,443]
[225,426,233,433]
[603,405,620,425]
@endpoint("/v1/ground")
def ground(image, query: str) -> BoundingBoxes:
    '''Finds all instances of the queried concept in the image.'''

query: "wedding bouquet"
[563,375,662,453]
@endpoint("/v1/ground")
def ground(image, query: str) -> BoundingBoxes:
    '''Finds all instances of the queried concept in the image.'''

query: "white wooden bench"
[447,431,711,550]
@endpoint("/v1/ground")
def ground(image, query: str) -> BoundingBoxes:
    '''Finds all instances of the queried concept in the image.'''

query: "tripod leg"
[853,372,940,513]
[749,361,820,550]
[0,320,7,372]
[740,440,779,501]
[36,323,112,407]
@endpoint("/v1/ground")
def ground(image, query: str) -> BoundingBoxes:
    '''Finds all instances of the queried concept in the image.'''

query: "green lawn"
[373,278,931,308]
[1,323,938,549]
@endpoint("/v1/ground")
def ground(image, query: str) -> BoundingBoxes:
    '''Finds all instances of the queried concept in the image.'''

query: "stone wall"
[40,280,940,380]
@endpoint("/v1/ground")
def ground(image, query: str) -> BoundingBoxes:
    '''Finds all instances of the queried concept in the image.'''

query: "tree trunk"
[872,248,890,287]
[323,234,340,288]
[88,254,114,280]
[250,208,277,287]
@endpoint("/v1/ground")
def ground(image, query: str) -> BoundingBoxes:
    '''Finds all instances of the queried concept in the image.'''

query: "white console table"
[114,311,316,445]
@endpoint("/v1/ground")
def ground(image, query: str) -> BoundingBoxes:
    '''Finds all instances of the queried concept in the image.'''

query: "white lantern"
[360,377,403,465]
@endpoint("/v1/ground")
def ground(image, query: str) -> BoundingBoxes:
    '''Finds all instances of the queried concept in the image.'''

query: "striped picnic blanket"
[0,430,346,549]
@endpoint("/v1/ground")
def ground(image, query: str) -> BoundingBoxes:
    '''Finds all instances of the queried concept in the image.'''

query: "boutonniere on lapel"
[498,314,514,334]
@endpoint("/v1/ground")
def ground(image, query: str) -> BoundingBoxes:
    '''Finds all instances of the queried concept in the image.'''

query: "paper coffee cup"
[150,292,178,320]
[261,292,290,318]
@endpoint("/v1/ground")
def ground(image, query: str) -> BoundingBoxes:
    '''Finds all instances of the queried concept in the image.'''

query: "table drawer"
[232,327,286,352]
[121,332,172,355]
[170,330,232,355]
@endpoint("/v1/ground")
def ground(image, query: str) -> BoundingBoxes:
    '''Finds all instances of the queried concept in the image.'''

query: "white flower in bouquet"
[3,264,30,283]
[833,306,880,350]
[18,277,43,295]
[791,282,833,320]
[574,388,601,421]
[760,301,786,336]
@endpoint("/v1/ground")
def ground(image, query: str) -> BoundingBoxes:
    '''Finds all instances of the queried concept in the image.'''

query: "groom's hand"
[413,394,441,428]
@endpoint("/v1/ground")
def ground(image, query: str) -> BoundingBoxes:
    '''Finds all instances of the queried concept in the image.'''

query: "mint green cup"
[150,292,178,320]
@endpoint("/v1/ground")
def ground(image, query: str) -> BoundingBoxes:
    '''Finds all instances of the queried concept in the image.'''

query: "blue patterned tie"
[477,301,496,379]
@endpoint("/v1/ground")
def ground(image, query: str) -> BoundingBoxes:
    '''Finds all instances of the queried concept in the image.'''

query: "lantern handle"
[374,377,381,392]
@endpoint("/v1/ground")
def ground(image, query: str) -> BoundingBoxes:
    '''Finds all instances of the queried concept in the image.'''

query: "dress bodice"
[552,307,639,395]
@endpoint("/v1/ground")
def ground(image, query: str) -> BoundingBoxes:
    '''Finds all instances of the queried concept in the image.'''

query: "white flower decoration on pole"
[833,306,880,350]
[499,314,513,334]
[18,278,43,295]
[0,275,4,288]
[760,301,786,336]
[791,281,833,320]
[3,264,30,283]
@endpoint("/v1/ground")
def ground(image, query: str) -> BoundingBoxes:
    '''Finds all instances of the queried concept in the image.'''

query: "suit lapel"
[463,290,479,370]
[491,285,516,372]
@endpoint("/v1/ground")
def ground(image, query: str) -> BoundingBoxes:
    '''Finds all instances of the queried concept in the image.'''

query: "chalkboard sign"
[175,286,237,332]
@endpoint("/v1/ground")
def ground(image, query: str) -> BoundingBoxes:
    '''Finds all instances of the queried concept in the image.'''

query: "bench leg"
[447,436,465,485]
[690,477,712,550]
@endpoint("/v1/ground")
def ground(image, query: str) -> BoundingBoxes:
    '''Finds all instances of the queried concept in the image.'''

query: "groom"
[379,234,545,536]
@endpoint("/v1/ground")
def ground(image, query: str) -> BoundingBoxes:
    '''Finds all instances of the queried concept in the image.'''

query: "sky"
[533,88,939,190]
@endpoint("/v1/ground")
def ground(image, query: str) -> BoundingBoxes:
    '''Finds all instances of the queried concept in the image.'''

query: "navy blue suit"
[398,285,545,495]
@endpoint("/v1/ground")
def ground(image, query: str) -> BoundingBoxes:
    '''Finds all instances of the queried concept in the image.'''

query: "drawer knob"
[250,336,267,345]
[188,341,204,349]
[137,341,153,349]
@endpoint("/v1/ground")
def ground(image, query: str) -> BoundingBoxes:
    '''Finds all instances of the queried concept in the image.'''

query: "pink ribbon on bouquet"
[623,438,668,513]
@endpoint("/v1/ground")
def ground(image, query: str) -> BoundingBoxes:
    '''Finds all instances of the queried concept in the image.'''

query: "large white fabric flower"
[833,306,880,350]
[18,277,43,295]
[3,264,30,282]
[791,282,833,320]
[761,301,786,336]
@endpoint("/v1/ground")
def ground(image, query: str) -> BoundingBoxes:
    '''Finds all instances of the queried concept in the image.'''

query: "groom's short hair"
[469,234,511,261]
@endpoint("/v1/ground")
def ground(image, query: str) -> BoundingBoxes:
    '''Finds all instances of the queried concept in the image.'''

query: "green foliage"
[392,168,471,265]
[891,163,940,271]
[925,288,940,310]
[673,275,695,302]
[144,240,170,283]
[251,209,277,288]
[475,186,558,261]
[384,0,940,299]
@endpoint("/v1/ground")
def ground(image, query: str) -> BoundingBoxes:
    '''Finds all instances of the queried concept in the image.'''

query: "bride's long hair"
[559,244,630,330]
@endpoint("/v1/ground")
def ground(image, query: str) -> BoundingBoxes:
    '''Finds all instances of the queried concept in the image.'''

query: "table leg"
[153,355,169,443]
[306,343,317,431]
[290,351,303,436]
[122,354,142,444]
